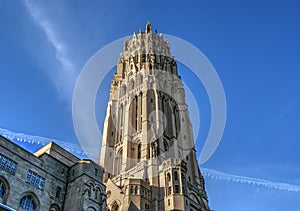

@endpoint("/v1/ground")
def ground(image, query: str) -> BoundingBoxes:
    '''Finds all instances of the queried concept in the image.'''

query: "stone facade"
[99,22,211,211]
[0,135,106,211]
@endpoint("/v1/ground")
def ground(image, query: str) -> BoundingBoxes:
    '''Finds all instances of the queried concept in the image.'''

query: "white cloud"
[202,167,300,192]
[24,0,77,102]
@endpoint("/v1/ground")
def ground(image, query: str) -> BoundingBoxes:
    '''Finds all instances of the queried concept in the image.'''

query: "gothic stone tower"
[99,22,210,211]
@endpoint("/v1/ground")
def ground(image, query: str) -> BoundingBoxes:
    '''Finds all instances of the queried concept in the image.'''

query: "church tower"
[99,22,211,211]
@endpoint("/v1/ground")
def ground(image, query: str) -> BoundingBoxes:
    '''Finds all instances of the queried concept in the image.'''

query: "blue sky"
[0,0,300,210]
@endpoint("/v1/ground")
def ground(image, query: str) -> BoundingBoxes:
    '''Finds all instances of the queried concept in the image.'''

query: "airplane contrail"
[1,127,299,193]
[201,167,300,192]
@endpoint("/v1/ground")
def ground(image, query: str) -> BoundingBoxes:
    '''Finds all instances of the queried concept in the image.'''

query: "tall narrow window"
[152,141,159,157]
[137,143,141,162]
[138,93,143,131]
[167,173,171,182]
[130,185,133,194]
[173,106,179,137]
[161,96,165,129]
[135,95,138,131]
[120,105,123,128]
[118,104,124,142]
[131,96,138,133]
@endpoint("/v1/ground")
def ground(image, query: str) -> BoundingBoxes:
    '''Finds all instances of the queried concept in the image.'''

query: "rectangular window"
[25,170,45,190]
[0,153,17,175]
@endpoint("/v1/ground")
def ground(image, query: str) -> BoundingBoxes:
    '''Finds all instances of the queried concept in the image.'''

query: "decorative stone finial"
[146,20,152,34]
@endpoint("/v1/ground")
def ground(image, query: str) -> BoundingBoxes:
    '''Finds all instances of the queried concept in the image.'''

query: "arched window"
[19,195,38,211]
[134,186,138,195]
[0,177,9,204]
[166,173,171,182]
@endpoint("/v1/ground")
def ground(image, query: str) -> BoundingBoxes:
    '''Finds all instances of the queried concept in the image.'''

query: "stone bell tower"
[99,21,211,211]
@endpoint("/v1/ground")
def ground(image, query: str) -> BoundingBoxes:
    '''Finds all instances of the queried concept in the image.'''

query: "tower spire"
[99,23,211,211]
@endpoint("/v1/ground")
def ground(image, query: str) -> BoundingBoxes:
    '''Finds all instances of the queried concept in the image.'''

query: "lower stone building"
[0,135,106,211]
